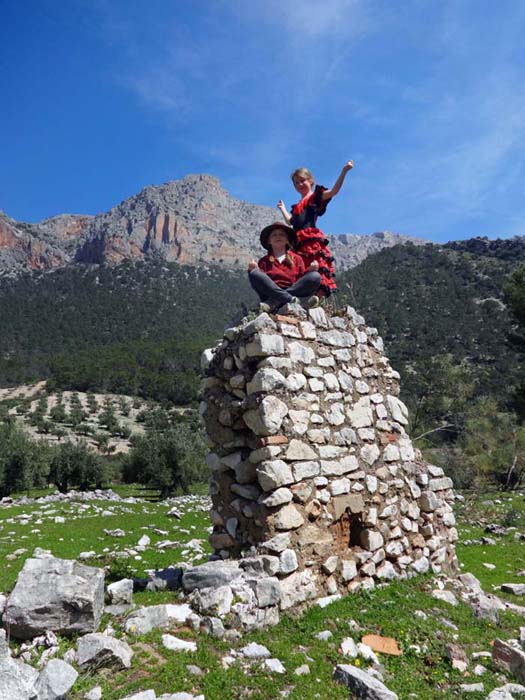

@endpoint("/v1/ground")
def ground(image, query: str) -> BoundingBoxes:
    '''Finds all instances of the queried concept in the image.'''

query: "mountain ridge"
[1,174,426,275]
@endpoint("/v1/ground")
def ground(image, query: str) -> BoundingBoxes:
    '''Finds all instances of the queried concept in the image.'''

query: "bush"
[124,422,208,497]
[49,440,109,492]
[0,422,51,496]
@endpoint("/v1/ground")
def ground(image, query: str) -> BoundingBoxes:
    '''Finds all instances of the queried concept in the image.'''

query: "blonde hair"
[291,167,314,184]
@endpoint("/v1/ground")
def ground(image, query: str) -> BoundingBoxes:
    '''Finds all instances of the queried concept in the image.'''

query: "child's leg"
[248,268,294,310]
[287,271,321,300]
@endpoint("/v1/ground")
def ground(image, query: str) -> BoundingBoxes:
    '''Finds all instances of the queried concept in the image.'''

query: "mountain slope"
[339,240,525,409]
[1,175,424,274]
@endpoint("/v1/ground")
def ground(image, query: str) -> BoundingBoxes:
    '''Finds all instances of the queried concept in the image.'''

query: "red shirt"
[258,250,306,288]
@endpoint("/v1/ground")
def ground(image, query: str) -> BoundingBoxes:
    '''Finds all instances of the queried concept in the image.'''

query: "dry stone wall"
[200,304,458,610]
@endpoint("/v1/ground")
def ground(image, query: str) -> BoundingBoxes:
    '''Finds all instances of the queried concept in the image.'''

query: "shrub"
[124,422,208,497]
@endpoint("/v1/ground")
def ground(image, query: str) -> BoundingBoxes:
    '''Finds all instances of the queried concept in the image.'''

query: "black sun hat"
[260,222,298,251]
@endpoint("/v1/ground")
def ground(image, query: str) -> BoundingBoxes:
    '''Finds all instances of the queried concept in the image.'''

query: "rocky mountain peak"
[1,175,426,274]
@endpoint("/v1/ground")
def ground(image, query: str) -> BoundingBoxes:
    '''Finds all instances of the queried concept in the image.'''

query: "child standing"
[248,222,321,313]
[277,160,354,296]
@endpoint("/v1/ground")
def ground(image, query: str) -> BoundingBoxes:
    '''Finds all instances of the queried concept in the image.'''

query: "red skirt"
[295,227,337,296]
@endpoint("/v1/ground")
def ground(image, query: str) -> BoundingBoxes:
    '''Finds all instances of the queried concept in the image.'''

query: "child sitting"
[248,222,321,313]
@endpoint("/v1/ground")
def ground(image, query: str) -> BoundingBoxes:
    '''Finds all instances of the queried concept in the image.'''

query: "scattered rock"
[5,556,104,639]
[77,633,133,670]
[334,664,398,700]
[34,658,78,699]
[162,635,197,653]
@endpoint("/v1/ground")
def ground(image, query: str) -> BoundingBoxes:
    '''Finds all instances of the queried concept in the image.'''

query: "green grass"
[3,488,525,699]
[0,491,211,591]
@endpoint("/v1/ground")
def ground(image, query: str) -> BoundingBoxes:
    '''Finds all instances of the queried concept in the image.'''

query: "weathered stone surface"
[0,629,39,700]
[5,556,104,639]
[293,460,320,480]
[360,530,384,551]
[35,658,78,700]
[194,586,233,616]
[347,400,373,428]
[386,395,409,425]
[247,577,282,607]
[182,561,242,592]
[288,341,315,364]
[297,525,333,548]
[125,604,170,634]
[77,633,133,670]
[162,634,197,653]
[332,494,365,520]
[334,664,398,700]
[429,477,454,491]
[247,368,286,394]
[284,439,317,460]
[243,396,288,435]
[278,549,298,574]
[492,638,525,682]
[501,583,525,596]
[107,578,133,605]
[280,571,318,610]
[419,491,440,512]
[260,487,293,507]
[246,334,284,357]
[257,460,294,491]
[272,504,304,530]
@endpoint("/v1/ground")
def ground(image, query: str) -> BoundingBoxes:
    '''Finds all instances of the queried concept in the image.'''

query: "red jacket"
[258,250,306,288]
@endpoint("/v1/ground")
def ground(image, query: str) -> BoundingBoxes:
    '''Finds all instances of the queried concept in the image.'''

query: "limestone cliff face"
[1,175,425,274]
[0,211,87,272]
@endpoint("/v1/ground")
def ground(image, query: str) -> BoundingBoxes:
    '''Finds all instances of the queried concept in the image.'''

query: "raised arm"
[322,160,354,201]
[277,199,292,224]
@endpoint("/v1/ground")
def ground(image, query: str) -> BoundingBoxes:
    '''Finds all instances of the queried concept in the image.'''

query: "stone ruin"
[199,303,458,616]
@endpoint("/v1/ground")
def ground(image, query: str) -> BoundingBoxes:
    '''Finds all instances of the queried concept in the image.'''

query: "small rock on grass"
[84,687,102,700]
[459,683,484,693]
[186,664,205,676]
[294,664,310,675]
[487,684,525,700]
[340,637,358,657]
[502,584,525,596]
[240,642,271,659]
[264,658,286,673]
[121,692,156,700]
[162,635,197,653]
[314,630,332,641]
[431,590,458,606]
[334,664,398,700]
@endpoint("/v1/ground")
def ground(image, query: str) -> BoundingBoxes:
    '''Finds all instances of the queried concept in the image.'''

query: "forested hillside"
[338,240,525,462]
[1,237,524,417]
[0,261,252,402]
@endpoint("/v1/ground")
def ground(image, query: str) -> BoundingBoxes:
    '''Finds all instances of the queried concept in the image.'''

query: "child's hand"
[308,261,320,271]
[343,160,354,172]
[277,199,286,211]
[248,259,258,272]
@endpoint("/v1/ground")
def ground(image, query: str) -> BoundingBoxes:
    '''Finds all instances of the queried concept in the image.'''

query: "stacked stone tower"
[200,304,458,606]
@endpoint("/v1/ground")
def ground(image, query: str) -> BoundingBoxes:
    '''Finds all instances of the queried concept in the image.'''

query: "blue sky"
[1,0,524,242]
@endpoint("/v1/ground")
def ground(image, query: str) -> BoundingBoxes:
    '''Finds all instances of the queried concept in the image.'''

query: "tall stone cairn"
[200,304,458,607]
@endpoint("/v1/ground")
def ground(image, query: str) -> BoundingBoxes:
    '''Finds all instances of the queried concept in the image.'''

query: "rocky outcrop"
[0,175,425,274]
[4,553,105,639]
[198,304,457,616]
[0,211,82,273]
